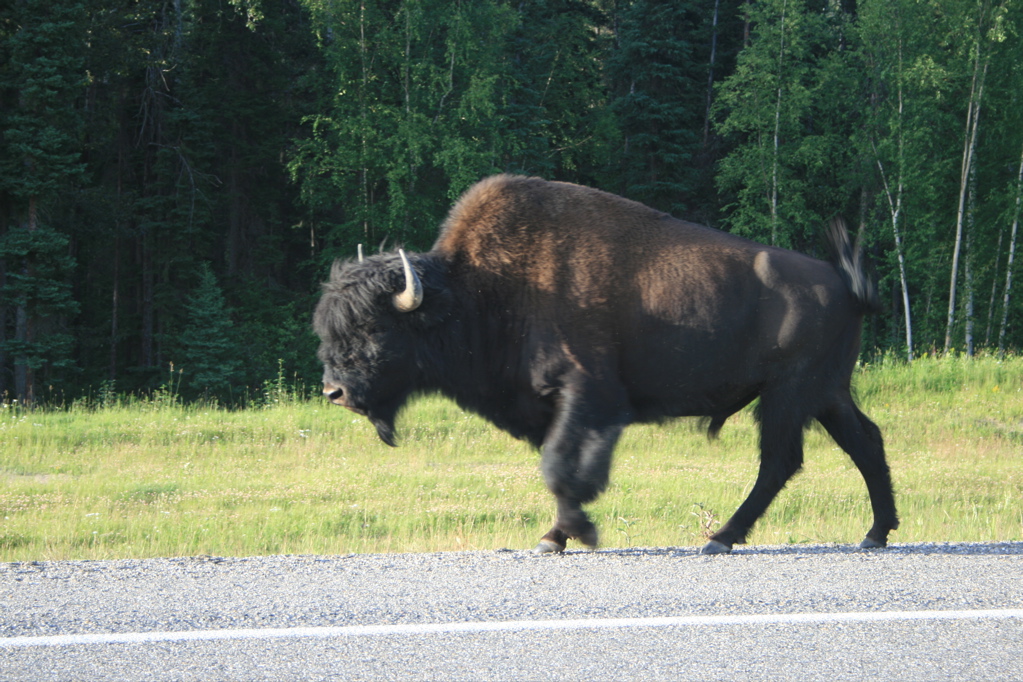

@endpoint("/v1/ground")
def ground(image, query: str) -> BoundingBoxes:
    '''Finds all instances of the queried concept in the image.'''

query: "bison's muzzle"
[322,382,358,411]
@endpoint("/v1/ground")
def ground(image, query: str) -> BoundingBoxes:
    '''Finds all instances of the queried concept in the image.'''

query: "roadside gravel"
[3,542,1022,681]
[3,542,1021,638]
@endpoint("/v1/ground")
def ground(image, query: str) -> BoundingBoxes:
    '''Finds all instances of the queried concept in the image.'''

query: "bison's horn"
[393,248,424,312]
[357,244,364,263]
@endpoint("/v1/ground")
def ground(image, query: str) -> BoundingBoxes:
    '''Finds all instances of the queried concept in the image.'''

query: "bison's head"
[313,249,449,446]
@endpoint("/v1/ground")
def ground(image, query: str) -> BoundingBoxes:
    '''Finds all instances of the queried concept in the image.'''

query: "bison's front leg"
[533,382,630,554]
[535,498,601,553]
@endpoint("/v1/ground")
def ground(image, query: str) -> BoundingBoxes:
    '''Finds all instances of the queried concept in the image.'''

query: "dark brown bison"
[314,175,898,554]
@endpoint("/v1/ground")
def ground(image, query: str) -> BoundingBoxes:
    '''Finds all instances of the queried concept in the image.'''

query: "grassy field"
[1,354,1021,561]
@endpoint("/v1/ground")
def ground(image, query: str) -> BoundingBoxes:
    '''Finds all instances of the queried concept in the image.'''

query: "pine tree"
[607,0,706,214]
[0,0,87,402]
[501,0,617,186]
[176,264,242,401]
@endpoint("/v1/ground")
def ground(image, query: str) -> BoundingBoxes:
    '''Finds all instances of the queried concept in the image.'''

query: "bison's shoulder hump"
[434,175,537,250]
[433,175,667,256]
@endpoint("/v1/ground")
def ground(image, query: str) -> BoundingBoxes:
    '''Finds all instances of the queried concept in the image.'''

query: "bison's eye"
[318,344,354,371]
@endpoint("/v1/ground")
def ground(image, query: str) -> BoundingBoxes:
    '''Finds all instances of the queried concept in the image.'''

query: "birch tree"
[291,0,517,256]
[997,142,1023,355]
[944,0,1008,352]
[859,0,935,359]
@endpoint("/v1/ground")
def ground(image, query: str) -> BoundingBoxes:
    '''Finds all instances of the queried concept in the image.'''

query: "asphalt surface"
[2,542,1022,681]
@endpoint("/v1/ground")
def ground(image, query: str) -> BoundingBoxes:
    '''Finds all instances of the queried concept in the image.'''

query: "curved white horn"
[393,249,424,312]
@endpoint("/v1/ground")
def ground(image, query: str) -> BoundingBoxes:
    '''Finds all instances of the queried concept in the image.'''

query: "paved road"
[2,542,1022,681]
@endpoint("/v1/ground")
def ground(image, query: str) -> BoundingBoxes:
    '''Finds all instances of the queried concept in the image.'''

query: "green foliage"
[0,226,77,316]
[715,0,835,249]
[501,0,618,184]
[607,0,706,213]
[0,0,87,399]
[0,0,1022,405]
[0,224,79,371]
[0,0,87,199]
[175,265,243,400]
[289,0,521,257]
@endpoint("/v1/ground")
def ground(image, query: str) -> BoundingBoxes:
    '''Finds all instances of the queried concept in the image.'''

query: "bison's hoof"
[700,540,733,555]
[532,539,566,554]
[859,537,886,549]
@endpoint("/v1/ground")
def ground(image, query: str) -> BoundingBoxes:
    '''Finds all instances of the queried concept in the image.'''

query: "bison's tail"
[827,218,880,314]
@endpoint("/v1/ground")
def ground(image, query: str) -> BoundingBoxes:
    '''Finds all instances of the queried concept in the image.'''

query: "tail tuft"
[826,218,879,314]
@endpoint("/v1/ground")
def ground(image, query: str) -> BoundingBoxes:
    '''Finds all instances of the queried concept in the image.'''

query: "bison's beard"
[366,398,404,447]
[371,415,397,447]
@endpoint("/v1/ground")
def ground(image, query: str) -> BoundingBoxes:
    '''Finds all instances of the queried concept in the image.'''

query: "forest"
[1,0,1021,405]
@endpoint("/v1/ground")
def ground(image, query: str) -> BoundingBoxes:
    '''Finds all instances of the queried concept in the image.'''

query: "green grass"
[1,354,1021,561]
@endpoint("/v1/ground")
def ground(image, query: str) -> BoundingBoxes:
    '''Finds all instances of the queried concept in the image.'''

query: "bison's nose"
[322,382,346,406]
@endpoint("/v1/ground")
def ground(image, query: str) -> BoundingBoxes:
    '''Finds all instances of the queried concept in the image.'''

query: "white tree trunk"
[985,226,1004,345]
[770,0,788,246]
[702,0,721,148]
[870,26,913,360]
[964,161,978,356]
[998,143,1023,356]
[874,146,913,360]
[944,46,988,352]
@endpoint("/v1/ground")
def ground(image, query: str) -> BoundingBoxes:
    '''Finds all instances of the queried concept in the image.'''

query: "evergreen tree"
[607,0,706,214]
[501,0,617,186]
[63,0,322,394]
[0,0,87,402]
[176,264,243,400]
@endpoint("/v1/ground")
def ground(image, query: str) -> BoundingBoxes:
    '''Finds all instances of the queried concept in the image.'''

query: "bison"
[314,175,898,554]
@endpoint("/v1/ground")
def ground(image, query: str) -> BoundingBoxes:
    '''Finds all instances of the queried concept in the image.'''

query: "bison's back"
[433,174,838,311]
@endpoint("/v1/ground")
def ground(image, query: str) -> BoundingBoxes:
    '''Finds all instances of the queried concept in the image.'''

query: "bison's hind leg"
[817,395,898,548]
[702,393,808,554]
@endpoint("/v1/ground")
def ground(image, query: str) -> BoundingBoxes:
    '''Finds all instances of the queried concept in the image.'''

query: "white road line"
[3,609,1021,648]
